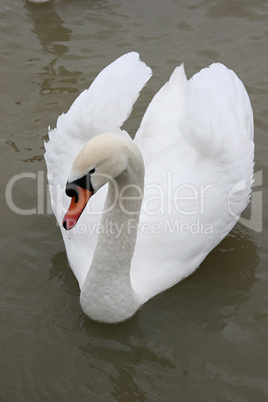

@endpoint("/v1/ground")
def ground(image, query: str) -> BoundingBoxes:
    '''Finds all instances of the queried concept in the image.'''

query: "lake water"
[1,0,267,400]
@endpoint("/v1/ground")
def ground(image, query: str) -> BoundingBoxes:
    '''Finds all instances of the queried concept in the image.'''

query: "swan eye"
[89,168,95,175]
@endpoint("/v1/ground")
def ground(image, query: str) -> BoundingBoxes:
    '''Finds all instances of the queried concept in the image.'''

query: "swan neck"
[80,148,144,323]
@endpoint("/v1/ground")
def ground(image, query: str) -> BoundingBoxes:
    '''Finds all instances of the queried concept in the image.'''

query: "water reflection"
[49,250,79,296]
[184,224,260,333]
[79,314,175,400]
[188,0,267,20]
[24,0,82,97]
[24,0,71,55]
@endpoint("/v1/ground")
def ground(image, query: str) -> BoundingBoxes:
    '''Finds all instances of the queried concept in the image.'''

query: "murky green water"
[1,0,267,400]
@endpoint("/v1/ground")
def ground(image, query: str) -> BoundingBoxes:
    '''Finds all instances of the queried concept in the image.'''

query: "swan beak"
[63,187,93,230]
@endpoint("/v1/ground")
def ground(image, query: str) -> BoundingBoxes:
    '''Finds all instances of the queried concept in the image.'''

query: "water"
[1,0,267,400]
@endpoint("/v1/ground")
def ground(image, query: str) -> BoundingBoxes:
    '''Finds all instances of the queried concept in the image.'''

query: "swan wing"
[44,52,152,286]
[132,63,254,301]
[135,63,188,160]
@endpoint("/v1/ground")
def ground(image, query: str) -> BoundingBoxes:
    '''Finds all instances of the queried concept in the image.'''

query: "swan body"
[45,52,254,323]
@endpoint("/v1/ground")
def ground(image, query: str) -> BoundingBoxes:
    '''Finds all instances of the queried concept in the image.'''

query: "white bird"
[45,52,254,323]
[26,0,52,3]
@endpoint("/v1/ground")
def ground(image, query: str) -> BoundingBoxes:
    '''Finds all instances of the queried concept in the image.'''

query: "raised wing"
[44,52,152,286]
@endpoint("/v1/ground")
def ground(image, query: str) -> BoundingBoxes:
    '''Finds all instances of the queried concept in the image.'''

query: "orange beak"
[63,187,92,230]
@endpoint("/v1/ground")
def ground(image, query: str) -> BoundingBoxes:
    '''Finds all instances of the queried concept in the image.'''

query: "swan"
[44,52,254,323]
[27,0,52,4]
[27,0,52,3]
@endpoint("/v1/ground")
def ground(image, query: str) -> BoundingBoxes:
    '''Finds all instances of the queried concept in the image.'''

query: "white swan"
[45,52,254,323]
[27,0,51,4]
[27,0,52,3]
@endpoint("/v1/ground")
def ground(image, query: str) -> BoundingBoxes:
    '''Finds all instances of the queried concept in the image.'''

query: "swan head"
[63,132,144,230]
